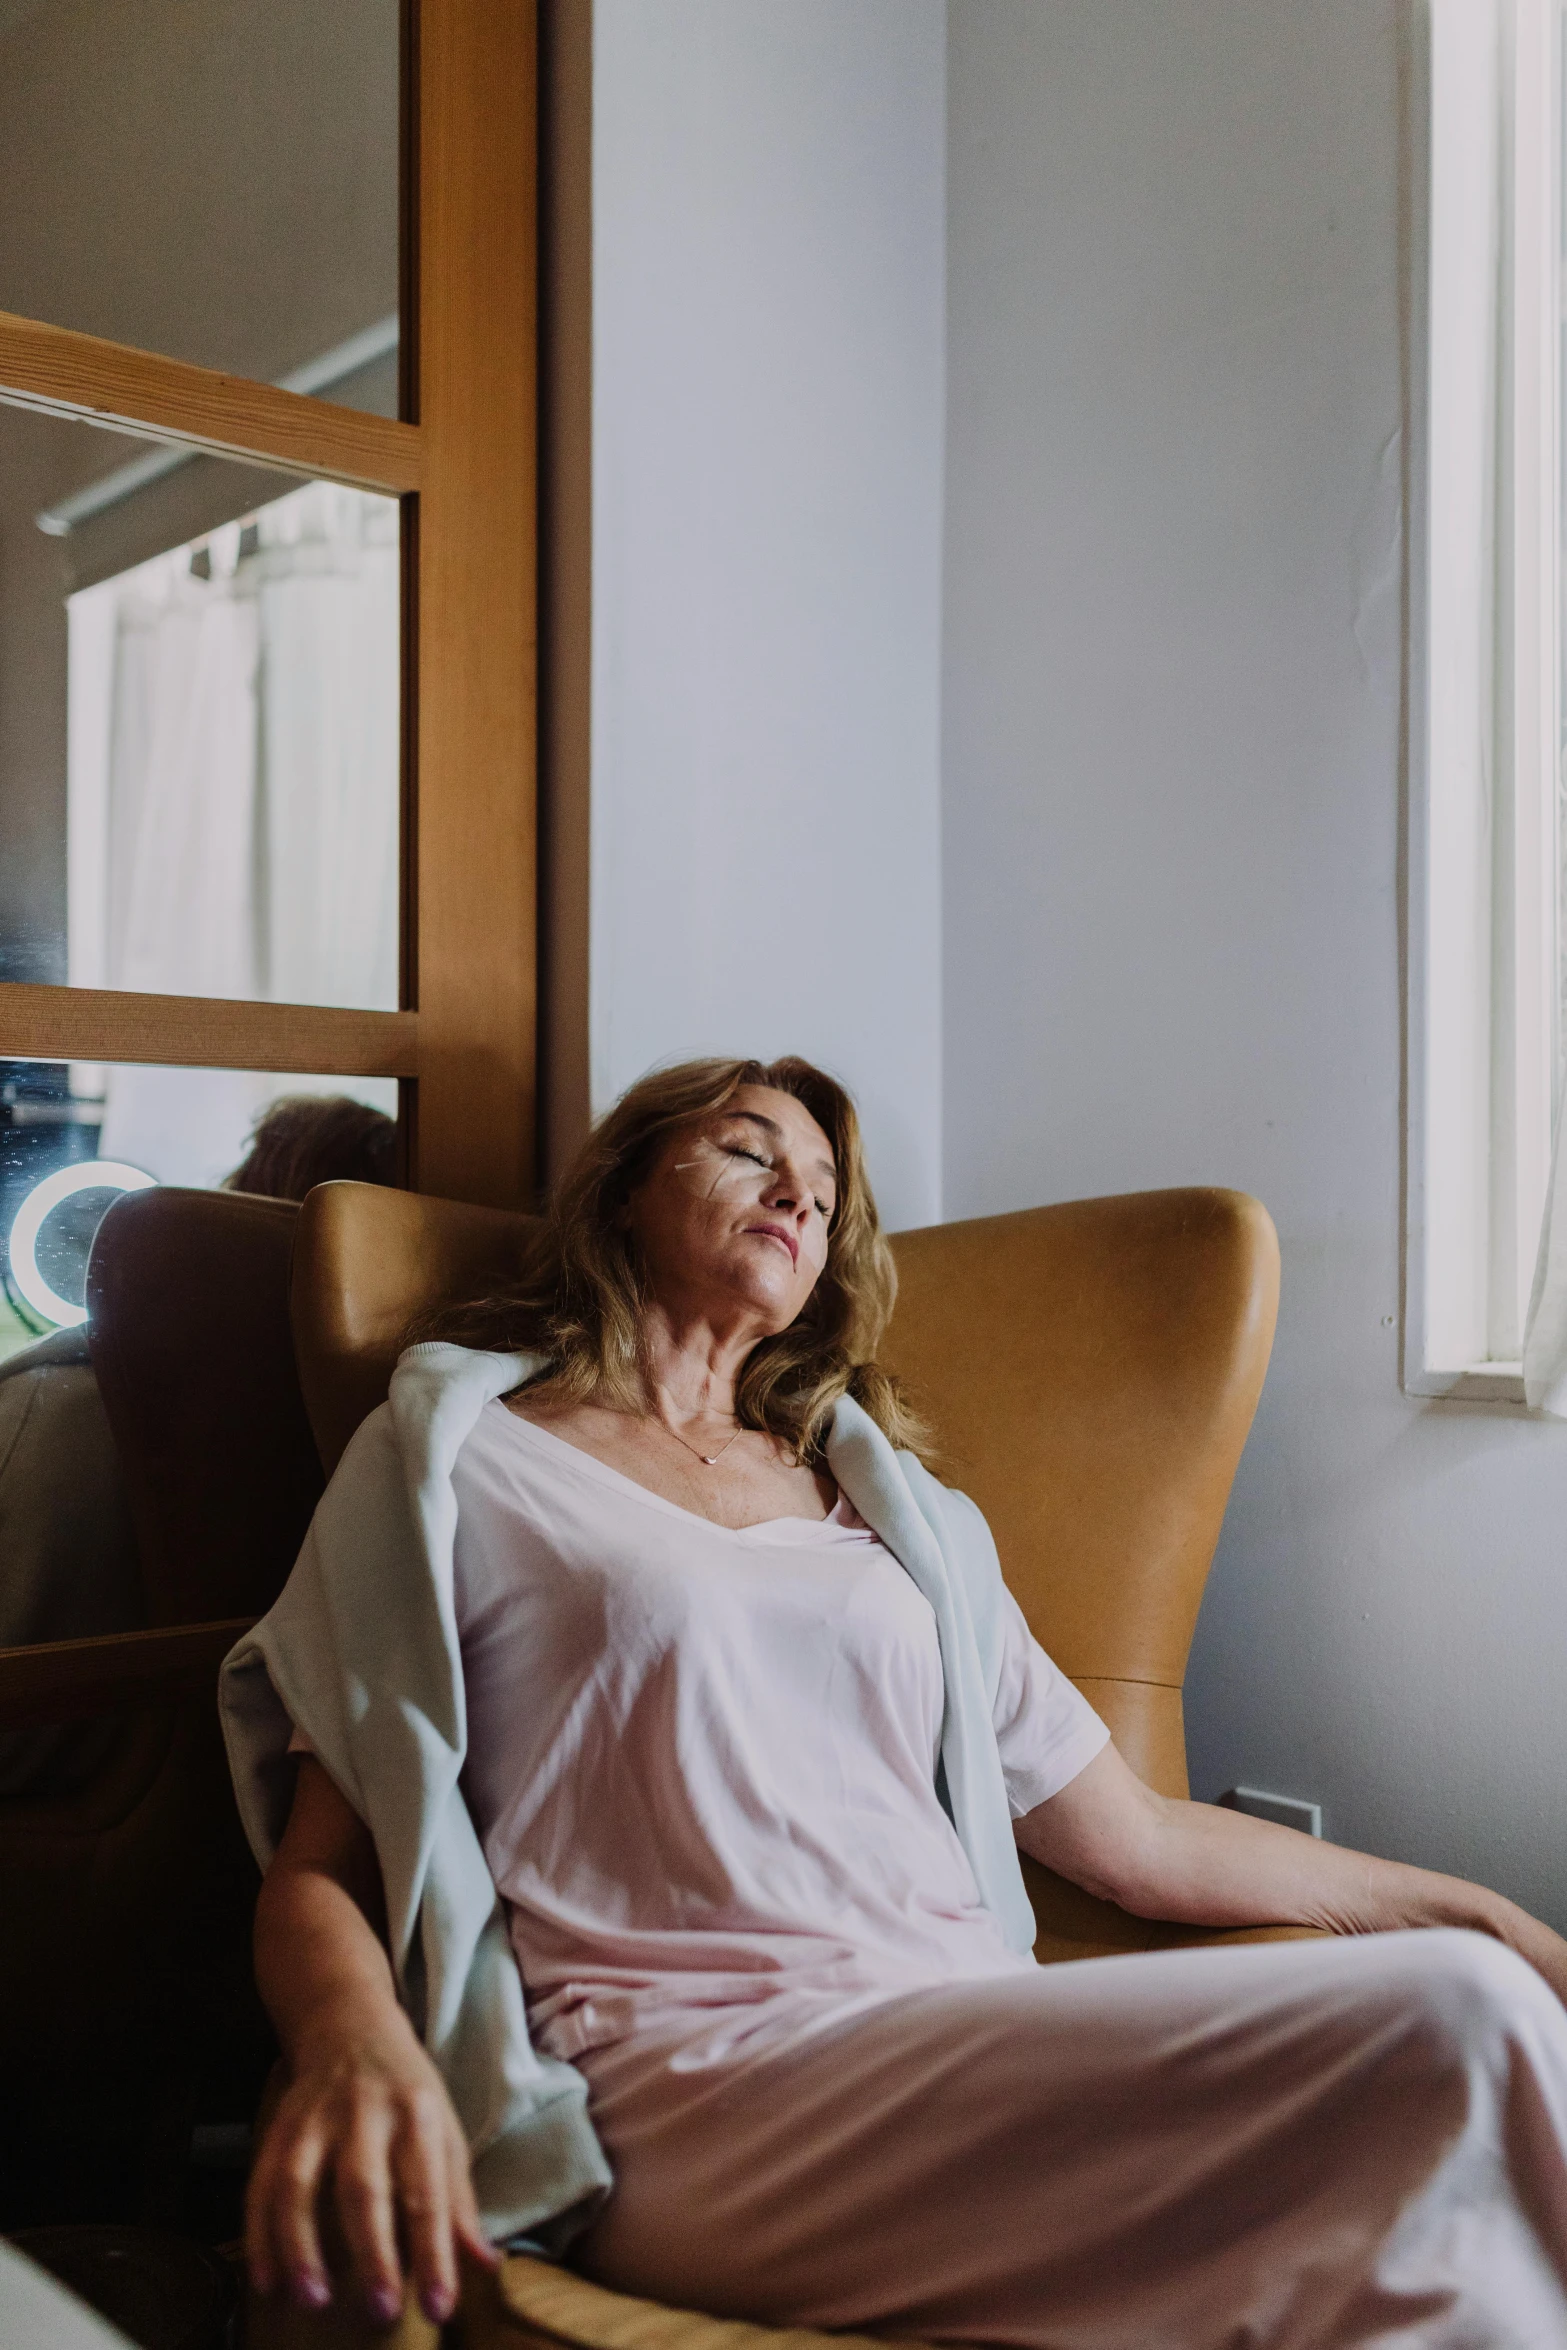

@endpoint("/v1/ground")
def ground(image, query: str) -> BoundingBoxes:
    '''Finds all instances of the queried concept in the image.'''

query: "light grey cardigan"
[219,1342,1038,2248]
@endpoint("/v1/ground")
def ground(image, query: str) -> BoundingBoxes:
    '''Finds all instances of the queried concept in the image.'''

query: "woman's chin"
[714,1262,806,1326]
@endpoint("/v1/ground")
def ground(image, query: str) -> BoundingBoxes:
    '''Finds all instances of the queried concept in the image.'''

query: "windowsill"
[1405,1360,1527,1404]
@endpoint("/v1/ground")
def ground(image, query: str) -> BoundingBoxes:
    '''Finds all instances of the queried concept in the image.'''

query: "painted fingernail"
[370,2285,401,2323]
[422,2283,455,2322]
[295,2273,331,2310]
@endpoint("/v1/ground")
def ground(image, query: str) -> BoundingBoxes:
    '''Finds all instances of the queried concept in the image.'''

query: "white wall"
[943,0,1567,1927]
[590,0,947,1232]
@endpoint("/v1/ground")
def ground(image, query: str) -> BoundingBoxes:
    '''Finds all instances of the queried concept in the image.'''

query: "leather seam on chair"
[0,1371,41,1486]
[1070,1673,1183,1690]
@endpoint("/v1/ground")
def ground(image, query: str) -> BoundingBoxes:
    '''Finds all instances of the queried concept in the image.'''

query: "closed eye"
[727,1142,834,1221]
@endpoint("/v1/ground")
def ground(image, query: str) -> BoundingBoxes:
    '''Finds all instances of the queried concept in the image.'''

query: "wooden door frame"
[0,1,540,1208]
[537,0,594,1190]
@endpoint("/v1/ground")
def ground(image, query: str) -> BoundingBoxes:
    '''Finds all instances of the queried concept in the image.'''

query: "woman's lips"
[746,1223,799,1266]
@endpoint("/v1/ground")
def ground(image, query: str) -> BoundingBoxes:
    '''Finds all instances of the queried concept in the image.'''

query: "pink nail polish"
[423,2285,455,2322]
[370,2286,401,2323]
[297,2274,332,2310]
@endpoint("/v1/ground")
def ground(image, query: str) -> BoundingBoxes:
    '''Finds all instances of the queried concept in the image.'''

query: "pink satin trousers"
[578,1929,1567,2349]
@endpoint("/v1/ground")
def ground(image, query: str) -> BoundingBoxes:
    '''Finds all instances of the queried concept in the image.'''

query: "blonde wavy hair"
[433,1055,929,1464]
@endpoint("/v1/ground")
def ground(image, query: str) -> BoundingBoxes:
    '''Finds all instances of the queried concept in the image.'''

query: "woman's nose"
[762,1174,807,1219]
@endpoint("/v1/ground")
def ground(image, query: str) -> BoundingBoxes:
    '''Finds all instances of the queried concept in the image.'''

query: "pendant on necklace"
[654,1415,741,1467]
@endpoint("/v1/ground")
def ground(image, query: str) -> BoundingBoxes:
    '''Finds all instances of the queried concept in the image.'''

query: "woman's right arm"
[247,1755,497,2327]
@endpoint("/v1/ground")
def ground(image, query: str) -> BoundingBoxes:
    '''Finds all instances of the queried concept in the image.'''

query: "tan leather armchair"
[289,1179,1286,1981]
[253,1176,1293,2347]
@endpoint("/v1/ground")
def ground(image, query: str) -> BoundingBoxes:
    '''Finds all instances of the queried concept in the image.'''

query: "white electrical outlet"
[1218,1786,1323,1837]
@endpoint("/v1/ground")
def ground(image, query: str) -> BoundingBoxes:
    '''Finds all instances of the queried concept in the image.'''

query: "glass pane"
[0,0,400,417]
[0,1058,399,1353]
[0,1056,398,1829]
[0,403,401,1010]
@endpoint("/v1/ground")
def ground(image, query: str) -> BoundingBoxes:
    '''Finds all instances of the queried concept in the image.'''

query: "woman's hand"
[250,1756,499,2325]
[246,2001,492,2326]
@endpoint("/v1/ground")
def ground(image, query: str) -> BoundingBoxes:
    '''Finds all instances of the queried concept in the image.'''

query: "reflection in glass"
[0,0,400,417]
[0,1061,398,1360]
[70,485,401,1012]
[8,1158,154,1330]
[0,405,401,1012]
[0,1057,396,1809]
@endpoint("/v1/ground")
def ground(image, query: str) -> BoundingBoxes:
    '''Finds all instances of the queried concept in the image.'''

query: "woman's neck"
[639,1298,767,1423]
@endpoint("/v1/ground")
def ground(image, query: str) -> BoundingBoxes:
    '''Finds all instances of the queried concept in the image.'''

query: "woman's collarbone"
[507,1398,831,1529]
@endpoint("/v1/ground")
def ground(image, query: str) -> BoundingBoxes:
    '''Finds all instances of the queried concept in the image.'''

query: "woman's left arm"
[1019,1741,1567,2002]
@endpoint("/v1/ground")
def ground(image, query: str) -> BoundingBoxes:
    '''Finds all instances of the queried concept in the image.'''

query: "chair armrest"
[0,1618,255,1727]
[1022,1853,1330,1964]
[480,2249,911,2350]
[1143,1921,1331,1951]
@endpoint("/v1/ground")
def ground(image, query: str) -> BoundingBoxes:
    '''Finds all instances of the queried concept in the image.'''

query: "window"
[1408,0,1562,1400]
[0,480,404,1359]
[0,2,540,1258]
[0,1065,397,1349]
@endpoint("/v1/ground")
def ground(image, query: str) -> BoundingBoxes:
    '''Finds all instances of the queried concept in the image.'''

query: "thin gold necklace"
[653,1414,744,1468]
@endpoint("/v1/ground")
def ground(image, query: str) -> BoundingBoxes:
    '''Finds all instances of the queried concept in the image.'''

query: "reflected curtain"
[71,484,399,1185]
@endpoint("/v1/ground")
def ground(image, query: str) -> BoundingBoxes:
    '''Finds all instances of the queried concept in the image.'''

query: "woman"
[234,1056,1567,2347]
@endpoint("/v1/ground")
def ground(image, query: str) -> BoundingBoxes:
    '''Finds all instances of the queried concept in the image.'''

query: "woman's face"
[625,1084,838,1335]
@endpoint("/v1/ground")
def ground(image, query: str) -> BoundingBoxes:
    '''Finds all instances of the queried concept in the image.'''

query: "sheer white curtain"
[68,484,400,1185]
[1513,0,1567,1414]
[1525,1173,1567,1410]
[255,489,400,1012]
[1419,0,1565,1403]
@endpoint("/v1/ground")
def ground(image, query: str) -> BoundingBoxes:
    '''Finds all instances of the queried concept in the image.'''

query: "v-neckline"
[488,1400,854,1541]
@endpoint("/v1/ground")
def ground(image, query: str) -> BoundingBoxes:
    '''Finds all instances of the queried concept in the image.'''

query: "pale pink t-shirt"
[443,1402,1108,2061]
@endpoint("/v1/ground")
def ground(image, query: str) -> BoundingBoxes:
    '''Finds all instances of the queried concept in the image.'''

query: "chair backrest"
[289,1182,533,1474]
[289,1181,1278,1800]
[878,1189,1278,1796]
[87,1187,327,1626]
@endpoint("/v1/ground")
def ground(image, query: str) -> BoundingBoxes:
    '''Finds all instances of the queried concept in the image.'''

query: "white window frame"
[1407,0,1561,1403]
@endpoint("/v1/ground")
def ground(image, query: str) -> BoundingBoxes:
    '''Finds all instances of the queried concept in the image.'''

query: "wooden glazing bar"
[0,308,421,496]
[414,0,540,1205]
[0,1618,256,1727]
[537,0,594,1187]
[0,984,419,1078]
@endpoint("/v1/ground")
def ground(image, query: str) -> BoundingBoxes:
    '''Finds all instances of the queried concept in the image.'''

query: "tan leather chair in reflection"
[259,1176,1293,2349]
[0,1189,327,2215]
